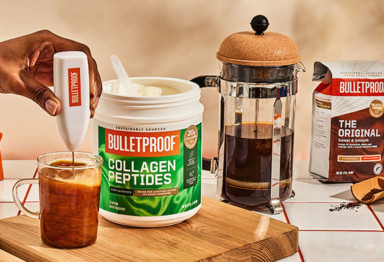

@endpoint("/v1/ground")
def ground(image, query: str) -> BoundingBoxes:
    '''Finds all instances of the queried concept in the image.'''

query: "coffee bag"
[310,61,384,182]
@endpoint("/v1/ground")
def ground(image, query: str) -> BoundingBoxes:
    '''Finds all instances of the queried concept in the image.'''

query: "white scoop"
[54,51,90,152]
[110,55,138,96]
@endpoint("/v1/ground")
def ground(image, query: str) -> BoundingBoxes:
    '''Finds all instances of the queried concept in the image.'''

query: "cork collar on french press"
[211,15,305,99]
[216,15,301,67]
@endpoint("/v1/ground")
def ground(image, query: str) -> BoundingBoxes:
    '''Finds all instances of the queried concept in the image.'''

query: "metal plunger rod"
[255,99,259,132]
[72,151,75,178]
[235,97,243,137]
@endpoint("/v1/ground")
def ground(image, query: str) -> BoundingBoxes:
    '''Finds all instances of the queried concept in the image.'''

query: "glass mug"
[12,152,102,248]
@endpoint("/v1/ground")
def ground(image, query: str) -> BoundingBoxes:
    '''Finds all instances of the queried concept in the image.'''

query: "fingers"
[19,71,61,116]
[21,30,102,117]
[74,47,102,118]
[89,58,102,118]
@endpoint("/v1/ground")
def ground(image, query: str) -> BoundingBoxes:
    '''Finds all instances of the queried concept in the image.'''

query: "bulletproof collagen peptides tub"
[94,77,203,227]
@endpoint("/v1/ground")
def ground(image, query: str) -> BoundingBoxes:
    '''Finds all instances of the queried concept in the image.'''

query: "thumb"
[20,72,61,116]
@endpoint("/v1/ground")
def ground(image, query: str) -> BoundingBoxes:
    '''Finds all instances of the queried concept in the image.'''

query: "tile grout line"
[0,201,39,204]
[281,202,305,262]
[367,205,384,232]
[283,199,382,232]
[297,247,305,262]
[281,202,291,224]
[284,201,382,232]
[17,168,38,216]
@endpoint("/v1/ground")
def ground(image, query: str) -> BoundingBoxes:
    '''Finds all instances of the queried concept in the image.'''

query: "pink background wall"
[0,0,383,160]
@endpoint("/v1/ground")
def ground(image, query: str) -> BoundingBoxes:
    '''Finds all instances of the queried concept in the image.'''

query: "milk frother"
[54,52,90,159]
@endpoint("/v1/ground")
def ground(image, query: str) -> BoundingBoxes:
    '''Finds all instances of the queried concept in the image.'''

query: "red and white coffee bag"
[310,61,384,183]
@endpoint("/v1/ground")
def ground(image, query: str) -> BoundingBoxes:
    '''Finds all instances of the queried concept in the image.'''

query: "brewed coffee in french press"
[193,15,304,213]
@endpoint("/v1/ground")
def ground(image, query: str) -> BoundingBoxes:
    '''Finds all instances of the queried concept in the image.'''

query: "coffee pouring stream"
[192,15,304,214]
[54,52,90,167]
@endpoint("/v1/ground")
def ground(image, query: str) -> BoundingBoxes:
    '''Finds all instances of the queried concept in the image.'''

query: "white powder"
[109,81,179,96]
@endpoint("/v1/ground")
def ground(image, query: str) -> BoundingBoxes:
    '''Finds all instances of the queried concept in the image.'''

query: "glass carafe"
[193,62,304,213]
[192,14,304,213]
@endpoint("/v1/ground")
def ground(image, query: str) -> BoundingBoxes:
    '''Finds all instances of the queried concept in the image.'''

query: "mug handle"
[12,179,39,219]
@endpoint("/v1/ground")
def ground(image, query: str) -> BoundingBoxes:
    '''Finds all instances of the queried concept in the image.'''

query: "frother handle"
[54,51,90,152]
[191,75,219,88]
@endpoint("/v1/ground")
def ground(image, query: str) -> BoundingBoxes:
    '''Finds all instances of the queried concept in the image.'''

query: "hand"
[0,30,102,117]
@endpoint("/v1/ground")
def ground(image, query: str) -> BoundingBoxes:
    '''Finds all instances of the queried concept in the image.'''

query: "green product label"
[98,124,201,216]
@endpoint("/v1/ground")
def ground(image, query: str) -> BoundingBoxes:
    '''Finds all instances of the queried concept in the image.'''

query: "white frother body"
[54,51,90,152]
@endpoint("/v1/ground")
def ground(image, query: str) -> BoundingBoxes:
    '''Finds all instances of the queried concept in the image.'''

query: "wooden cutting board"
[0,197,298,261]
[0,250,24,262]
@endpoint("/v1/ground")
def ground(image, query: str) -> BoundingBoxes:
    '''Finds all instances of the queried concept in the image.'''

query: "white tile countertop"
[1,159,384,261]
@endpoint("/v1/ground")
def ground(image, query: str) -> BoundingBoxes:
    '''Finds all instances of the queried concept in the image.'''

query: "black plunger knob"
[251,15,269,35]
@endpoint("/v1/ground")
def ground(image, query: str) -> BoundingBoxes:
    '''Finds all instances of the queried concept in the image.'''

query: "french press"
[193,15,304,214]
